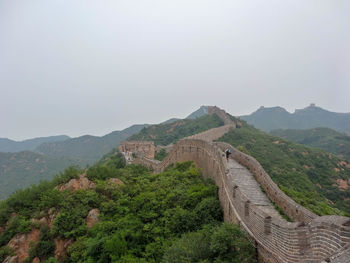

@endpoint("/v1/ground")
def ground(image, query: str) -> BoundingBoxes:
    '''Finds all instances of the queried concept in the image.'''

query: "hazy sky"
[1,0,349,140]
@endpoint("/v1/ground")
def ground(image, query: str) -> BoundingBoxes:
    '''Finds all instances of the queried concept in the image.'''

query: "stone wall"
[133,139,350,263]
[214,142,317,223]
[118,141,155,159]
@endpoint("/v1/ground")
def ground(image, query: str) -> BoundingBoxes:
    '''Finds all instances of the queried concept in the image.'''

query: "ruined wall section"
[133,139,350,263]
[118,141,155,159]
[208,106,236,126]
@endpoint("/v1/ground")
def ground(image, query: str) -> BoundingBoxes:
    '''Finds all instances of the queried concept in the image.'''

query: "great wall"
[120,106,350,263]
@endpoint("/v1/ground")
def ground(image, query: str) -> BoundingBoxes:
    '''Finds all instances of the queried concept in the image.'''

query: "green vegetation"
[163,223,254,263]
[25,225,56,263]
[154,149,168,161]
[0,246,14,262]
[0,151,90,200]
[0,125,147,200]
[0,152,255,262]
[128,114,224,146]
[218,123,350,216]
[270,127,350,160]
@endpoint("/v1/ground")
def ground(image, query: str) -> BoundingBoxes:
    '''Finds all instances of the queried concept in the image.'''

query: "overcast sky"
[1,0,349,140]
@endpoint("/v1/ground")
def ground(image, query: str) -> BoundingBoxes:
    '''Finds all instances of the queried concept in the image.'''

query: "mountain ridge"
[0,135,70,153]
[240,104,350,134]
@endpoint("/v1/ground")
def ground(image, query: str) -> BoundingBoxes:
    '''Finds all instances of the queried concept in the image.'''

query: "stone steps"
[227,158,284,220]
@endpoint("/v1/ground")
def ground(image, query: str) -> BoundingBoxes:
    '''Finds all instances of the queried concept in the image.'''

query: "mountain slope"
[241,104,350,134]
[0,151,89,199]
[35,124,148,162]
[0,136,70,153]
[128,114,224,146]
[270,128,350,160]
[0,155,254,263]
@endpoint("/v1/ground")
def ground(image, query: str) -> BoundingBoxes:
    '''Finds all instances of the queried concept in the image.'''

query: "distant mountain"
[0,135,70,153]
[35,124,148,163]
[0,124,148,199]
[271,127,350,160]
[186,105,209,119]
[161,118,180,124]
[240,104,350,134]
[0,151,89,199]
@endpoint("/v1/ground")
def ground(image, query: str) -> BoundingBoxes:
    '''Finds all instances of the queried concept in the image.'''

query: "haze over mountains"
[240,104,350,134]
[0,124,147,199]
[0,136,70,153]
[1,104,350,200]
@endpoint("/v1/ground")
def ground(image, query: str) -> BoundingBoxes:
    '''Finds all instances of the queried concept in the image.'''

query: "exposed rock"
[86,208,100,228]
[108,178,124,187]
[58,174,96,192]
[47,208,58,228]
[54,238,74,261]
[3,256,18,263]
[336,179,350,190]
[32,257,40,263]
[8,228,40,263]
[39,217,48,226]
[338,161,350,169]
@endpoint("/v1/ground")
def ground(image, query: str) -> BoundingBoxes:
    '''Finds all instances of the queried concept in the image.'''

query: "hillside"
[0,125,147,200]
[270,128,350,160]
[241,104,350,134]
[0,154,255,263]
[128,114,224,146]
[0,151,90,200]
[35,124,148,162]
[0,136,70,153]
[218,122,350,216]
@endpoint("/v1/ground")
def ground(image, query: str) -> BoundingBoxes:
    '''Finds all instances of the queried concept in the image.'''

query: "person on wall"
[225,148,231,161]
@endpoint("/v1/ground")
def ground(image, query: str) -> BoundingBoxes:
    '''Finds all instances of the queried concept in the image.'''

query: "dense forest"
[0,152,255,263]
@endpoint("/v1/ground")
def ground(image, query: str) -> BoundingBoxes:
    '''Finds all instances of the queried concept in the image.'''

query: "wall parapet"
[131,139,350,263]
[214,142,317,223]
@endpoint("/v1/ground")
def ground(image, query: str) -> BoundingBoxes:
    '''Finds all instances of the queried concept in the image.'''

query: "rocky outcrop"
[108,178,124,187]
[54,238,73,261]
[2,256,17,263]
[86,209,100,228]
[7,228,40,263]
[58,174,96,191]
